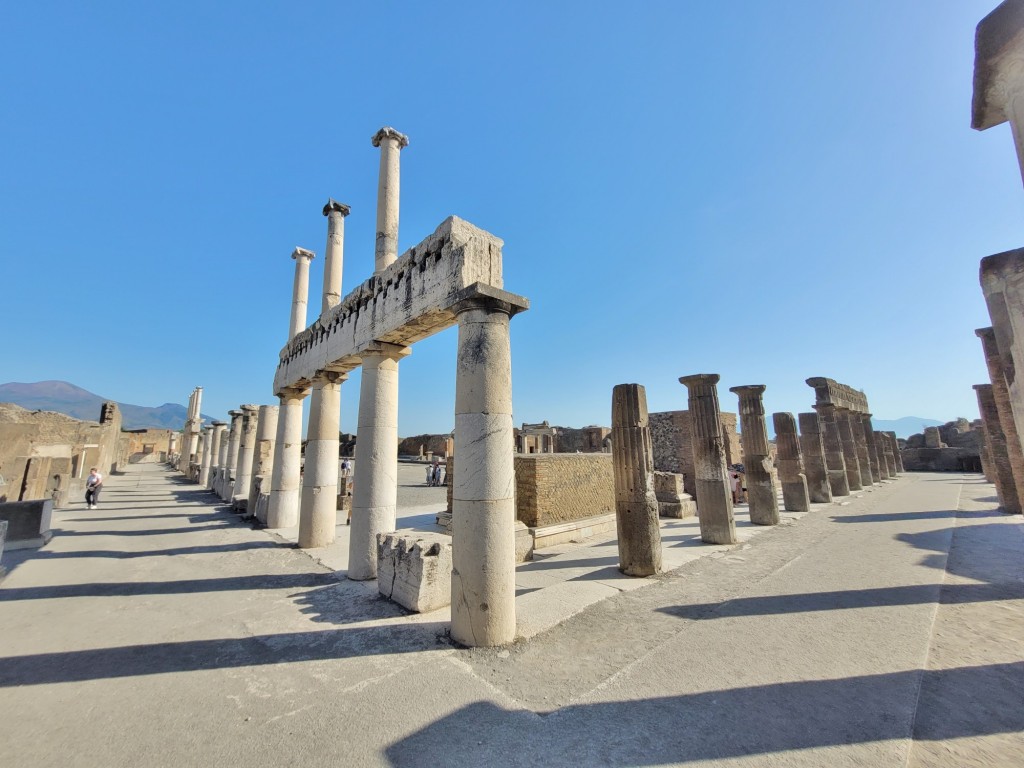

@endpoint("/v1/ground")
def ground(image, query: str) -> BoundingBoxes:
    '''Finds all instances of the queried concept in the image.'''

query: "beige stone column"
[220,410,243,501]
[198,425,214,487]
[371,126,409,274]
[814,403,850,497]
[232,405,259,507]
[207,422,227,492]
[974,384,1022,514]
[798,412,833,503]
[835,408,863,491]
[289,247,315,340]
[975,326,1024,506]
[349,343,409,580]
[266,391,306,528]
[321,200,350,313]
[730,385,780,525]
[450,297,518,647]
[249,405,279,522]
[299,372,347,548]
[772,412,810,512]
[679,374,737,545]
[168,432,179,465]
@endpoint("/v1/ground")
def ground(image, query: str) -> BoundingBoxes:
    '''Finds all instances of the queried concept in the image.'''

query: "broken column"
[814,404,850,497]
[299,371,347,548]
[849,413,875,486]
[861,414,883,483]
[876,431,896,479]
[207,421,227,492]
[321,200,350,312]
[772,412,810,512]
[976,327,1024,507]
[232,405,259,508]
[248,404,279,522]
[610,383,662,577]
[886,432,904,473]
[371,127,409,274]
[266,391,304,528]
[974,384,1022,514]
[798,412,833,503]
[730,385,780,525]
[679,374,737,545]
[835,409,863,491]
[198,425,214,487]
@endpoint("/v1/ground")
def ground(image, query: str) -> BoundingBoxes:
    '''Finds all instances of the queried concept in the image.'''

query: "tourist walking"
[85,467,103,509]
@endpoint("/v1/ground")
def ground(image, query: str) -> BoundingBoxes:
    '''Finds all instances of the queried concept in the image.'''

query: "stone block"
[377,532,453,613]
[0,500,53,550]
[514,520,534,562]
[653,471,685,502]
[658,498,697,519]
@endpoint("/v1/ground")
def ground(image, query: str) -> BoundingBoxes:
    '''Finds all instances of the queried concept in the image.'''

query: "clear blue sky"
[2,1,1021,434]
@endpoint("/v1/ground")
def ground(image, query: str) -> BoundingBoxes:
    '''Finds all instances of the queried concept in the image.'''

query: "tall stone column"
[814,404,850,497]
[232,405,260,506]
[220,410,243,501]
[679,374,737,545]
[974,384,1022,514]
[849,413,874,486]
[349,343,409,580]
[772,412,810,512]
[289,247,315,340]
[835,408,863,491]
[861,414,883,482]
[266,391,306,528]
[875,431,896,479]
[198,425,214,487]
[371,126,409,274]
[976,424,994,482]
[168,432,179,464]
[249,405,279,522]
[610,384,662,577]
[207,422,227,492]
[975,327,1024,507]
[321,200,350,313]
[299,372,347,548]
[730,386,780,526]
[450,296,521,647]
[798,412,833,503]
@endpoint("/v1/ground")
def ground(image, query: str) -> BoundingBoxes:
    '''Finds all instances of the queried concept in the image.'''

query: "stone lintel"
[806,377,869,413]
[323,198,351,217]
[292,247,316,261]
[972,0,1024,130]
[371,126,410,148]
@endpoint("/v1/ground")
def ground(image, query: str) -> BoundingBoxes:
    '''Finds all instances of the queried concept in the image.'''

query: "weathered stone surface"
[974,384,1021,513]
[835,409,863,491]
[849,412,875,486]
[798,412,833,504]
[653,471,697,518]
[980,249,1024,457]
[886,432,905,473]
[299,374,345,549]
[813,404,850,497]
[772,412,810,512]
[875,431,896,479]
[649,410,741,498]
[861,414,882,483]
[976,327,1024,509]
[513,454,613,527]
[730,386,779,526]
[249,405,278,521]
[0,499,53,549]
[611,384,662,577]
[377,532,452,613]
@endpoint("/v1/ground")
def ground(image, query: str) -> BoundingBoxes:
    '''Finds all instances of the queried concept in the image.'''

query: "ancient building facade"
[649,409,742,497]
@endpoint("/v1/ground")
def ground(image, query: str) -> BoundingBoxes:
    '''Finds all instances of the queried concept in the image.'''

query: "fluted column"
[835,408,863,491]
[848,412,874,486]
[886,432,904,473]
[249,405,279,522]
[798,412,833,503]
[730,385,780,525]
[772,412,810,512]
[321,200,350,313]
[814,403,850,497]
[299,372,347,548]
[976,327,1024,507]
[611,384,662,576]
[232,405,260,507]
[266,391,306,528]
[679,374,737,545]
[198,425,214,487]
[219,410,243,501]
[289,247,315,340]
[371,126,409,274]
[861,414,882,482]
[207,422,227,492]
[875,431,896,479]
[974,384,1022,514]
[349,343,410,580]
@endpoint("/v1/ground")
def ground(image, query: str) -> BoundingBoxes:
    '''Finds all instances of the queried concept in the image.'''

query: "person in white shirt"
[85,468,103,509]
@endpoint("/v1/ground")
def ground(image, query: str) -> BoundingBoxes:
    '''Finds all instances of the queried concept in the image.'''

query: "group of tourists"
[426,461,444,487]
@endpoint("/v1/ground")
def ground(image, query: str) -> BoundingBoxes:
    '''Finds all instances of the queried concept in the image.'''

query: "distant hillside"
[872,417,943,439]
[0,380,211,430]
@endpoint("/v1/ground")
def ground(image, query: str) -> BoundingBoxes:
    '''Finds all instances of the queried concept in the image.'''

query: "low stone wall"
[514,453,613,527]
[901,448,982,473]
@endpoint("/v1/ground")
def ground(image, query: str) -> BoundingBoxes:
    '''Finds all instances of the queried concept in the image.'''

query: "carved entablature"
[805,377,870,413]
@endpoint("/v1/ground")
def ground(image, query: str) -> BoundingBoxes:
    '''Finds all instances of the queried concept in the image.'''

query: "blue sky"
[2,1,1021,434]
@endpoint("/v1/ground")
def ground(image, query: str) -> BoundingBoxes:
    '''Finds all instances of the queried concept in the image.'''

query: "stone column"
[772,412,810,512]
[886,432,904,473]
[798,412,833,503]
[975,327,1024,507]
[979,251,1024,458]
[974,384,1022,514]
[299,372,347,548]
[321,200,350,314]
[249,405,279,522]
[610,384,662,577]
[168,432,179,464]
[875,431,896,479]
[814,404,850,497]
[207,422,227,492]
[730,386,780,526]
[450,296,521,648]
[679,374,737,545]
[198,425,214,487]
[835,408,863,491]
[220,410,243,501]
[976,423,994,482]
[289,247,315,340]
[232,405,260,506]
[266,391,306,528]
[349,343,409,580]
[849,413,874,486]
[861,414,883,482]
[371,126,409,275]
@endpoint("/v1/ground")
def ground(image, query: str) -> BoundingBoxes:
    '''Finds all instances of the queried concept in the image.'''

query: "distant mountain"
[872,417,944,439]
[0,380,212,430]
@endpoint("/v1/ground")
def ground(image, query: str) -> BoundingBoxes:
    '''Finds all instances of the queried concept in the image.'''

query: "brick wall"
[514,454,614,526]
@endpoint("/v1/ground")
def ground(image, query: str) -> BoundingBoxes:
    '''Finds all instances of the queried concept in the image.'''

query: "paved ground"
[0,464,1021,767]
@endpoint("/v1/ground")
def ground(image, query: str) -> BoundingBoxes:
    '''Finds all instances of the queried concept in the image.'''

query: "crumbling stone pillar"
[875,431,896,479]
[299,372,346,548]
[371,126,409,275]
[885,432,904,473]
[207,422,226,492]
[198,425,214,488]
[730,386,780,525]
[974,384,1022,514]
[861,414,882,483]
[248,404,279,522]
[321,200,350,313]
[924,426,942,449]
[814,404,850,497]
[450,295,522,647]
[798,412,833,503]
[835,409,863,491]
[232,405,259,506]
[976,423,994,482]
[220,410,243,501]
[772,412,810,512]
[266,391,305,528]
[679,374,737,545]
[349,343,409,580]
[976,327,1024,507]
[610,384,662,577]
[849,413,874,486]
[289,247,315,340]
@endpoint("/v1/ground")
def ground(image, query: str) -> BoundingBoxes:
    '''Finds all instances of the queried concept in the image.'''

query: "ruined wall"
[901,418,983,472]
[397,433,450,457]
[553,426,611,453]
[123,429,175,463]
[650,410,742,497]
[514,454,614,527]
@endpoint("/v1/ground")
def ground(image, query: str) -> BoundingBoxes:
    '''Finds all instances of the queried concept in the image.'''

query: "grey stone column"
[798,412,833,503]
[861,414,882,482]
[835,408,863,491]
[371,127,409,275]
[289,247,315,340]
[976,327,1024,508]
[198,426,214,487]
[321,200,350,313]
[974,384,1022,514]
[266,391,306,528]
[875,431,896,479]
[220,410,243,501]
[980,249,1024,454]
[249,405,279,523]
[772,412,810,512]
[611,384,662,577]
[232,405,260,507]
[814,404,850,497]
[349,343,410,581]
[450,296,522,647]
[207,422,227,492]
[886,432,904,473]
[299,372,346,548]
[679,374,736,545]
[849,413,874,486]
[976,423,994,482]
[730,385,780,526]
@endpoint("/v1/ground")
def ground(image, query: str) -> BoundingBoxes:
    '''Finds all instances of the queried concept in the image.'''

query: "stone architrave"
[730,386,780,526]
[861,414,882,483]
[835,409,863,491]
[249,405,279,521]
[772,412,810,513]
[266,391,306,528]
[798,412,833,504]
[198,425,214,488]
[299,372,347,548]
[679,374,737,545]
[974,384,1022,514]
[610,384,662,577]
[207,422,227,492]
[814,404,850,497]
[371,127,409,275]
[976,327,1024,508]
[232,405,259,507]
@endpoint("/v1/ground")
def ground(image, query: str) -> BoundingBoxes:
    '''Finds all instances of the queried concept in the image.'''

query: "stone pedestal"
[679,374,737,545]
[974,384,1022,514]
[835,409,863,491]
[232,405,259,508]
[653,471,697,518]
[730,385,779,526]
[772,412,810,512]
[299,372,346,548]
[377,532,452,613]
[371,127,409,274]
[610,384,662,577]
[814,404,850,497]
[976,327,1024,508]
[249,405,279,522]
[266,392,305,529]
[798,412,833,503]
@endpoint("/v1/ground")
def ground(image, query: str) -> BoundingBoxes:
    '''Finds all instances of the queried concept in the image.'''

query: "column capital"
[313,370,350,385]
[323,198,351,217]
[292,247,316,262]
[212,421,227,428]
[729,384,767,399]
[975,326,996,341]
[451,284,530,319]
[371,126,409,149]
[360,341,411,363]
[240,403,260,413]
[278,386,309,401]
[679,373,720,387]
[228,410,243,418]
